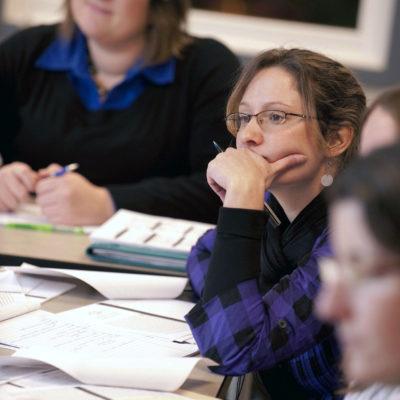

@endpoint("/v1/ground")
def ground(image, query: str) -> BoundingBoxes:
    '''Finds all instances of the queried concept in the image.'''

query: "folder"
[86,209,214,273]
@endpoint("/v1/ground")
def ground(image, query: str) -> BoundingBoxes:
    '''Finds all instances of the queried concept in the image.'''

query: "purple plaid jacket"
[185,208,341,398]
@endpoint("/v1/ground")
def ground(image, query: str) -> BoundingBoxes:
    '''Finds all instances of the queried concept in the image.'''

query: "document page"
[103,299,196,322]
[59,303,193,337]
[0,310,196,358]
[0,384,201,400]
[16,263,188,299]
[5,348,213,391]
[0,269,40,322]
[16,273,76,303]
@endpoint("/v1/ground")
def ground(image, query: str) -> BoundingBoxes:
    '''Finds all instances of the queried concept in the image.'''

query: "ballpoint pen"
[51,163,79,177]
[212,141,281,227]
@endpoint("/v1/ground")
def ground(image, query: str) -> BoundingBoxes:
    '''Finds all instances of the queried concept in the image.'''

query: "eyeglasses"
[319,257,400,287]
[226,110,313,135]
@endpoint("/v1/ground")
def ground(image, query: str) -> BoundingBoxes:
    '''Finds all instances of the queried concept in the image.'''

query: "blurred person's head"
[226,48,365,196]
[317,144,400,386]
[61,0,191,65]
[360,87,400,155]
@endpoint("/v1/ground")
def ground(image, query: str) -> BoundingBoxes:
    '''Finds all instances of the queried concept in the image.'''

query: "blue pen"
[52,163,79,177]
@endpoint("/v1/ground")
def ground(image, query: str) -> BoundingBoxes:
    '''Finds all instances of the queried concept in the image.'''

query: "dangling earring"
[321,160,334,187]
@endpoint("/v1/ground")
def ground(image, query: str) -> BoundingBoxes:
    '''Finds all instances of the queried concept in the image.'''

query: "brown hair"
[363,86,400,136]
[60,0,192,65]
[226,48,366,170]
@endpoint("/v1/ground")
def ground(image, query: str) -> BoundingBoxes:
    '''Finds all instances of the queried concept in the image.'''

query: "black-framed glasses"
[226,110,313,135]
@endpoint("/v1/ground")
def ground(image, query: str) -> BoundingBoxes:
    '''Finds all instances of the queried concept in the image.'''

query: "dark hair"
[60,0,192,65]
[226,48,366,171]
[363,86,400,136]
[328,143,400,255]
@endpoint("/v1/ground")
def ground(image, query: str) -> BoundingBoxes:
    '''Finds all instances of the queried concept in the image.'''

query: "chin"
[343,354,395,386]
[270,170,310,190]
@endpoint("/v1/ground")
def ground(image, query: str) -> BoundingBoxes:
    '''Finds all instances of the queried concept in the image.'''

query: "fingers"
[0,163,38,211]
[206,175,226,202]
[270,154,307,177]
[38,163,62,179]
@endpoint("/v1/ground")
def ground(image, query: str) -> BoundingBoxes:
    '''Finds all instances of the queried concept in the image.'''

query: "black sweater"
[0,25,240,223]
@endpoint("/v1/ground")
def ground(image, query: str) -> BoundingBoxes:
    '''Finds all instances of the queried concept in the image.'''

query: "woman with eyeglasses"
[0,0,239,225]
[185,48,366,398]
[316,144,400,400]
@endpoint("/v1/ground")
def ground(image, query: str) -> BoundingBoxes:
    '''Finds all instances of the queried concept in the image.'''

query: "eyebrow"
[239,101,293,110]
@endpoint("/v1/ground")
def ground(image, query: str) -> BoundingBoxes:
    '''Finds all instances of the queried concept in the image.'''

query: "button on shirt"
[35,29,176,111]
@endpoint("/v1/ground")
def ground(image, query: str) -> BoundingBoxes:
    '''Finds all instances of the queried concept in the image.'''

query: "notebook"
[86,209,214,273]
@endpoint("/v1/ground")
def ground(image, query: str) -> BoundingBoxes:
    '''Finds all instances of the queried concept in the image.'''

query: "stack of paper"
[86,209,214,273]
[0,265,215,395]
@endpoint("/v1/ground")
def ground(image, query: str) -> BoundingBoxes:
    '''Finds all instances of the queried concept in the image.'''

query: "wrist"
[223,182,265,210]
[96,187,115,223]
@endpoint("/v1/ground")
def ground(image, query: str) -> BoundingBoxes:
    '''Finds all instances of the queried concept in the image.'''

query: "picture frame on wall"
[188,0,397,72]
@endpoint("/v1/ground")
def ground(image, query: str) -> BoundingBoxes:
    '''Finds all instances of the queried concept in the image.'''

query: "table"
[0,228,185,276]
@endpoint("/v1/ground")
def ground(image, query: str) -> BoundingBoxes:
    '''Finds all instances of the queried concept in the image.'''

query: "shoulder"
[178,36,240,75]
[0,24,58,61]
[187,37,238,60]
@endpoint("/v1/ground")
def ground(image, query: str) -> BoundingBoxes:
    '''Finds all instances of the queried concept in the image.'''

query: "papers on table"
[15,263,188,299]
[0,269,40,322]
[59,303,193,338]
[0,310,197,358]
[0,264,215,395]
[0,308,202,389]
[87,209,214,273]
[0,381,208,400]
[16,273,76,303]
[102,299,196,322]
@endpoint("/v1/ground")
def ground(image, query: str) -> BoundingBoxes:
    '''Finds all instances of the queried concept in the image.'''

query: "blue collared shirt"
[35,30,176,111]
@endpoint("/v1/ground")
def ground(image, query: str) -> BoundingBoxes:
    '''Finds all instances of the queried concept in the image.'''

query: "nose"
[315,279,352,323]
[236,117,264,149]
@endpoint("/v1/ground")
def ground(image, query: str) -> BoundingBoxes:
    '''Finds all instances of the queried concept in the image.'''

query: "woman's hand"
[0,162,38,211]
[35,172,115,226]
[206,148,306,209]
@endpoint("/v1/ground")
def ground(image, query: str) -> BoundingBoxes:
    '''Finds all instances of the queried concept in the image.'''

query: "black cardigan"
[0,25,240,223]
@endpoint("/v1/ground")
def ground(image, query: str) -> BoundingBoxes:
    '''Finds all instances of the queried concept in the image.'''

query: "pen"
[5,222,85,235]
[212,141,281,227]
[51,163,79,177]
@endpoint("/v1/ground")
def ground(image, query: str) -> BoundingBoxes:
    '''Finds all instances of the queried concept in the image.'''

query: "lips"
[86,1,112,15]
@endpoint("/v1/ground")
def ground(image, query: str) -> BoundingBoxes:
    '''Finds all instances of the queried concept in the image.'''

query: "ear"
[324,125,354,158]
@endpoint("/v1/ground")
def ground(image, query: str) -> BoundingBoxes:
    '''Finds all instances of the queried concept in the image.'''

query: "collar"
[35,29,175,85]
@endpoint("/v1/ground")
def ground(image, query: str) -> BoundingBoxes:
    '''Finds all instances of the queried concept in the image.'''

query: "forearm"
[107,173,221,223]
[203,207,267,301]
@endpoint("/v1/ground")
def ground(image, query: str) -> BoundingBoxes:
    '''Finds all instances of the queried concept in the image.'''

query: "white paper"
[59,303,192,337]
[0,385,196,400]
[9,349,213,391]
[0,363,52,385]
[15,273,76,303]
[91,209,214,252]
[103,299,195,322]
[0,310,196,358]
[0,270,40,322]
[12,368,80,388]
[16,263,188,299]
